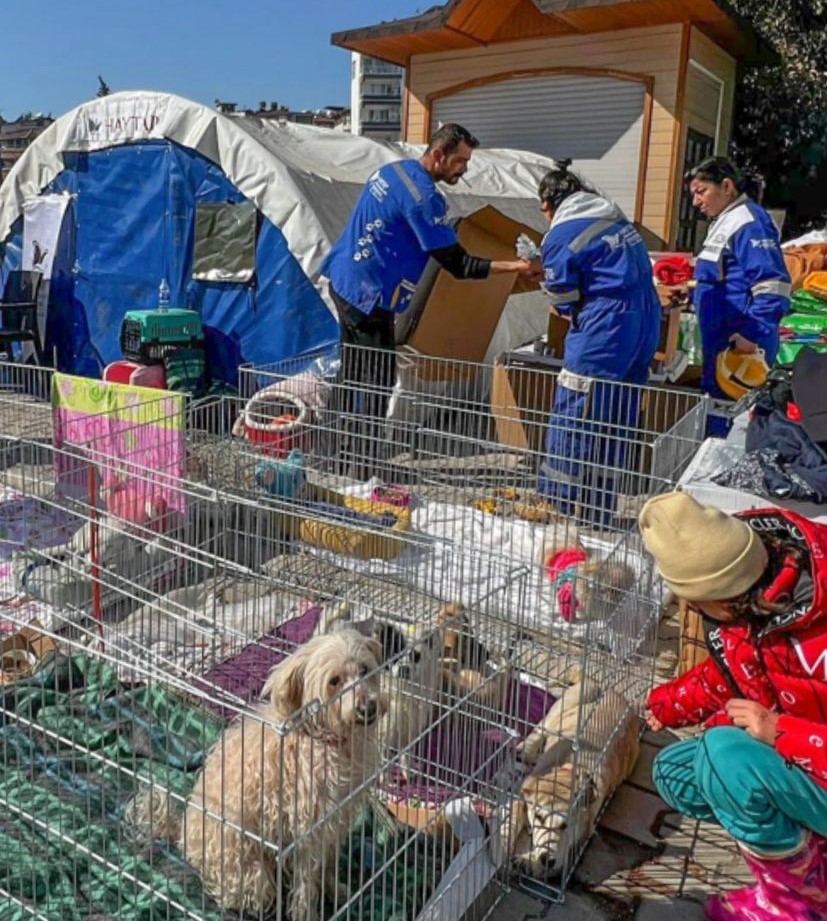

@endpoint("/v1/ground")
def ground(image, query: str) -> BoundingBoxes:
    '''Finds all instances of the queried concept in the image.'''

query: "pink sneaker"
[705,887,770,921]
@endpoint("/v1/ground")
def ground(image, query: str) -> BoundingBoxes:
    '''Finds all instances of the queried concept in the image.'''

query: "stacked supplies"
[778,271,827,365]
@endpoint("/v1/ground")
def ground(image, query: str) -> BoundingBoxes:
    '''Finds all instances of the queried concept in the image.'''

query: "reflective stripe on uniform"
[751,279,791,298]
[697,202,754,264]
[538,459,581,486]
[569,219,617,254]
[546,288,580,306]
[559,368,593,393]
[390,162,422,203]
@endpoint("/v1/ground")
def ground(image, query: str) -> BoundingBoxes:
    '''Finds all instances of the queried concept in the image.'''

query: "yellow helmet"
[715,348,770,400]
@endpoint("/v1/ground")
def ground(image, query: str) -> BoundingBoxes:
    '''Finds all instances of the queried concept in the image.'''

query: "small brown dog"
[512,681,641,877]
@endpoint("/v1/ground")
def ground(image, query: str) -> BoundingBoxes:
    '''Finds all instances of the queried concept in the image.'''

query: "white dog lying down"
[127,630,385,921]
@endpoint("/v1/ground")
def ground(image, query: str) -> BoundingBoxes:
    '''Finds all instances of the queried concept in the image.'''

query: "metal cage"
[0,348,682,912]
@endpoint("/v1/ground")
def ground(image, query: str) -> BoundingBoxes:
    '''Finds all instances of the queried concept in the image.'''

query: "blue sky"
[4,1,423,119]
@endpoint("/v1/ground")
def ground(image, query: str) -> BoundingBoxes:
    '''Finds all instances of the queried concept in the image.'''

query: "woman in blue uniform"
[536,162,660,524]
[686,156,790,399]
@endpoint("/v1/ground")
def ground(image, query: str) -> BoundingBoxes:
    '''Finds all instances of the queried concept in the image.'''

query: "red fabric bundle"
[653,255,693,286]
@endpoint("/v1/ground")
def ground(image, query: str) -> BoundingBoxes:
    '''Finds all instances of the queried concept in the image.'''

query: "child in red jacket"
[639,491,827,921]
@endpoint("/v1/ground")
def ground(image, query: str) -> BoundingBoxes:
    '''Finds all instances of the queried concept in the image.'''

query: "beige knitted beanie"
[638,491,767,601]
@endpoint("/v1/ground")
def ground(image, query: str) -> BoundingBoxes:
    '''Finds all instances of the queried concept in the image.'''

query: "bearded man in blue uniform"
[320,123,536,470]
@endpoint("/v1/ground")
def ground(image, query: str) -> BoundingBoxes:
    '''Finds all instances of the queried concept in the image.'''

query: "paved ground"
[493,727,749,920]
[492,608,750,921]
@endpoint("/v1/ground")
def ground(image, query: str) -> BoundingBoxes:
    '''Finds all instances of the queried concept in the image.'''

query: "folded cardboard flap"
[491,359,556,454]
[405,206,542,379]
[0,620,57,684]
[546,313,569,359]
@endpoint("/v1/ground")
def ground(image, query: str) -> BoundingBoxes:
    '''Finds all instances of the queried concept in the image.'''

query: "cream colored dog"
[180,630,385,920]
[512,680,641,877]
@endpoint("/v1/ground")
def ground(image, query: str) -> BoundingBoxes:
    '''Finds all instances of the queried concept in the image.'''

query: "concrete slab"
[545,887,635,919]
[598,784,671,849]
[627,740,660,791]
[634,899,705,920]
[489,887,549,921]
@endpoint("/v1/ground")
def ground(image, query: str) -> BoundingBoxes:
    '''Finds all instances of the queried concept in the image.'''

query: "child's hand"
[726,699,779,745]
[645,710,664,732]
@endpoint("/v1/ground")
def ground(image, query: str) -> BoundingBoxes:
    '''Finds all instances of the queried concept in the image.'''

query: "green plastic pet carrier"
[120,309,204,364]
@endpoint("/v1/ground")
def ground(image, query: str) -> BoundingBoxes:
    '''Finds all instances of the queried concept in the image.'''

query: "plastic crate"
[120,309,204,363]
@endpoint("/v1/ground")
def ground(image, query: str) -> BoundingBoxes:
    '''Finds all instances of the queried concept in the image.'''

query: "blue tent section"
[0,140,339,383]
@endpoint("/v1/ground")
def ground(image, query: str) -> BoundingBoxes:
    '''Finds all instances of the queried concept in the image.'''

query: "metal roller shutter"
[432,74,645,218]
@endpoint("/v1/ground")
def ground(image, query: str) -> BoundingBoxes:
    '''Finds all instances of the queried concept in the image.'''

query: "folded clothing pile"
[777,272,827,365]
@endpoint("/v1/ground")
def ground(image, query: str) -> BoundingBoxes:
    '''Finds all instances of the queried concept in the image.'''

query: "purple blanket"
[392,680,556,807]
[196,605,321,719]
[199,609,557,807]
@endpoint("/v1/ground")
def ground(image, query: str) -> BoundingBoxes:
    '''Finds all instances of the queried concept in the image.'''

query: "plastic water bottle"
[158,278,170,312]
[515,232,540,260]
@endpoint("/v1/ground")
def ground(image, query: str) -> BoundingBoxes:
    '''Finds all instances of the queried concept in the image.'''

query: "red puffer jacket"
[648,508,827,789]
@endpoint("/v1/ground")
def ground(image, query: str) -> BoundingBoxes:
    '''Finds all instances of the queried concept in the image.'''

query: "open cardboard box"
[0,620,57,684]
[491,351,702,455]
[396,206,542,381]
[654,283,691,365]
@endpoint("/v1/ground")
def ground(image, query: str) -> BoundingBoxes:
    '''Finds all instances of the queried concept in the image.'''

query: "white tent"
[0,91,556,376]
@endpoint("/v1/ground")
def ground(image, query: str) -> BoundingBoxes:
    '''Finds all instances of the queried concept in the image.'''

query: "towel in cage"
[0,491,83,560]
[296,493,412,561]
[11,509,186,614]
[194,604,322,718]
[0,648,463,921]
[383,678,555,836]
[51,373,187,522]
[0,652,226,920]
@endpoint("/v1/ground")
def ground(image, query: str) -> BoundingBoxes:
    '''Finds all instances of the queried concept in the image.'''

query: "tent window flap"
[192,201,256,283]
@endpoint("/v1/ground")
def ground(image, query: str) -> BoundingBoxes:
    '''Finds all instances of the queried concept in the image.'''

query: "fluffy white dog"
[179,630,385,920]
[314,601,453,770]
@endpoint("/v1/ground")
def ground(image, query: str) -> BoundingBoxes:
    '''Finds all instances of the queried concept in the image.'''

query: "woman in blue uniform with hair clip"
[535,161,660,524]
[686,156,790,402]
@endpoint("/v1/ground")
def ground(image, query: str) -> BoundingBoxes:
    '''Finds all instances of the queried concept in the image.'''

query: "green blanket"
[0,654,447,921]
[0,653,225,921]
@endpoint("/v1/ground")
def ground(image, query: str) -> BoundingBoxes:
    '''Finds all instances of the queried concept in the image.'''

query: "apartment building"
[350,53,404,141]
[0,114,53,183]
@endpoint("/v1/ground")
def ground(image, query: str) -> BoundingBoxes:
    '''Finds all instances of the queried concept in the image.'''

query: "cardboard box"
[546,312,569,359]
[491,354,558,454]
[399,206,542,380]
[654,284,690,365]
[0,620,56,684]
[655,305,682,364]
[491,352,701,455]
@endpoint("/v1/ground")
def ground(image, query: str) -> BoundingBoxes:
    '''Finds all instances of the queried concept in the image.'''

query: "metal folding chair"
[0,270,43,363]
